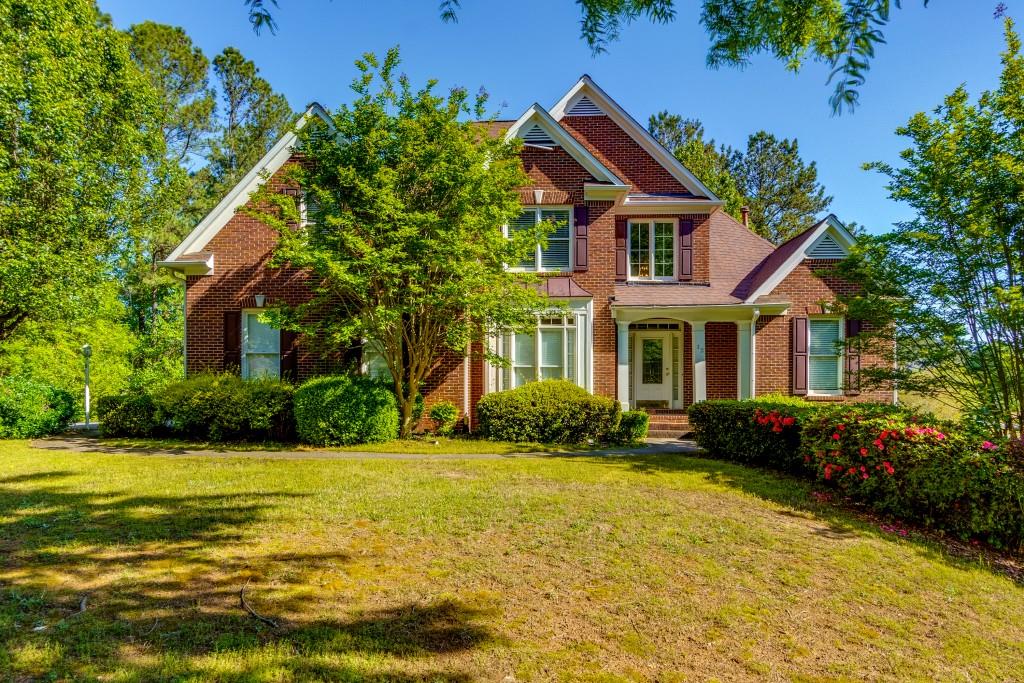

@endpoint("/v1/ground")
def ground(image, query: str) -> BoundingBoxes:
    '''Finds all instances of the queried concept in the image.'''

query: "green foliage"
[613,409,650,444]
[97,393,160,438]
[247,48,546,437]
[0,377,75,438]
[428,401,459,436]
[477,380,621,445]
[845,20,1024,438]
[293,375,399,446]
[154,373,293,442]
[690,399,1024,549]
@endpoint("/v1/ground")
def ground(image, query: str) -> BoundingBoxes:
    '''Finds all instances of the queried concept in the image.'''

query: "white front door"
[634,331,672,407]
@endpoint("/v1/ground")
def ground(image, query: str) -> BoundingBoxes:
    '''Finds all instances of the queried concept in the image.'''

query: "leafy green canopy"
[839,19,1024,438]
[248,48,550,436]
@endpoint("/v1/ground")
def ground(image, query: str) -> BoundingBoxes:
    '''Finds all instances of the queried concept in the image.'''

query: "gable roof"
[743,215,855,303]
[549,76,721,204]
[160,102,334,268]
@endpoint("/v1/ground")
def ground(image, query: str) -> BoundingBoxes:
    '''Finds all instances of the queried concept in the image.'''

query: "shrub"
[0,376,76,438]
[612,410,650,444]
[477,380,621,445]
[428,401,459,436]
[153,373,293,442]
[294,375,398,446]
[97,393,159,437]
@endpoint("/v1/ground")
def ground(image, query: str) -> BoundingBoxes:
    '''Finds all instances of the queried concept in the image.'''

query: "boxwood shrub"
[428,400,459,436]
[97,393,160,438]
[477,380,620,445]
[0,376,76,438]
[612,409,650,444]
[153,373,294,442]
[294,375,398,446]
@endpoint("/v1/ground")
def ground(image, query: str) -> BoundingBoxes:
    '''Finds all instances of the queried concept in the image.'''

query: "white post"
[616,319,630,409]
[81,344,92,427]
[737,321,752,400]
[691,321,706,403]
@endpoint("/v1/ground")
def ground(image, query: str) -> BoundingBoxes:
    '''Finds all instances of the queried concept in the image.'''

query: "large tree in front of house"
[248,49,550,436]
[837,19,1024,438]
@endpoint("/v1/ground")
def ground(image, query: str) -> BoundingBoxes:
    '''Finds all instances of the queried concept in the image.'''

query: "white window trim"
[500,311,588,391]
[807,316,845,396]
[241,309,281,379]
[504,206,574,273]
[627,218,677,281]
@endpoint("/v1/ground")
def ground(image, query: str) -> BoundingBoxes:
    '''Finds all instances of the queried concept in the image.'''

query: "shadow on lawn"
[0,471,488,681]
[555,452,1023,581]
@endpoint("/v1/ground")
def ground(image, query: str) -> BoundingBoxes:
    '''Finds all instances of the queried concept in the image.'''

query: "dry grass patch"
[0,441,1022,681]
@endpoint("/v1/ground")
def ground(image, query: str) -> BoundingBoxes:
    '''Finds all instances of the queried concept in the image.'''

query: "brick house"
[160,76,892,435]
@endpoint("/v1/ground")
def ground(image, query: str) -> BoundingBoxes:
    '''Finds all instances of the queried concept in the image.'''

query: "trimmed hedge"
[153,373,294,442]
[97,393,159,438]
[477,380,620,445]
[690,399,1024,549]
[428,400,459,436]
[0,376,76,438]
[294,375,398,446]
[613,410,650,444]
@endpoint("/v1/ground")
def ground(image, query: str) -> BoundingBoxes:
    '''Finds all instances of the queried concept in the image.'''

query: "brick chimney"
[741,206,750,227]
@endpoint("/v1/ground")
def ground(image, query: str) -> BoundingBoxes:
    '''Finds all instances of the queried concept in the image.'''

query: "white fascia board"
[506,104,624,186]
[744,214,856,303]
[583,182,630,201]
[165,103,335,262]
[549,76,720,202]
[620,196,724,213]
[610,302,790,322]
[156,254,214,276]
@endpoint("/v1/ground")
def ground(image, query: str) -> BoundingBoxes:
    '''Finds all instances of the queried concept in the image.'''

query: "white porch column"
[691,321,706,403]
[737,321,752,400]
[616,319,630,409]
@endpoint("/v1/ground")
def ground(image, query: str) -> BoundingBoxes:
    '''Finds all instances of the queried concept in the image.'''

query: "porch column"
[616,319,630,409]
[692,321,706,403]
[737,321,752,399]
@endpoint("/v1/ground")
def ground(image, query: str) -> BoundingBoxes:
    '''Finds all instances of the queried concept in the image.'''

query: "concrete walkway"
[30,435,701,460]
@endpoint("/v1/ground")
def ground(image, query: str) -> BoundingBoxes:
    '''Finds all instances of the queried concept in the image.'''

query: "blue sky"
[100,0,1011,234]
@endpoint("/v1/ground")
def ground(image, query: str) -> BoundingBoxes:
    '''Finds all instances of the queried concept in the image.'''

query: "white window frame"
[627,219,677,281]
[807,316,845,396]
[241,310,281,379]
[500,312,586,390]
[504,206,573,273]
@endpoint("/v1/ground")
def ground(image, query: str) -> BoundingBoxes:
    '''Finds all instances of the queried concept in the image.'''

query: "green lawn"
[96,436,603,455]
[1,440,1022,681]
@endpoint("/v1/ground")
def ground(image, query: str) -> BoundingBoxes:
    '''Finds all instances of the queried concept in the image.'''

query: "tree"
[246,0,928,111]
[0,0,163,343]
[839,19,1024,438]
[648,111,744,217]
[248,49,550,436]
[729,132,832,244]
[203,47,294,203]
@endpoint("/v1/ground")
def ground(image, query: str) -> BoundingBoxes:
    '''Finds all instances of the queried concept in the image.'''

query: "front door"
[634,332,672,407]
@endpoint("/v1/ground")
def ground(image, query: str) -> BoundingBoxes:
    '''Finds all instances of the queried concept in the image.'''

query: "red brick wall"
[706,322,738,400]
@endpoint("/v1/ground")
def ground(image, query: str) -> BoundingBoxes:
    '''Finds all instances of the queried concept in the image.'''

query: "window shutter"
[223,310,241,373]
[615,217,627,281]
[283,187,300,227]
[792,316,808,396]
[573,206,589,272]
[281,329,298,381]
[844,319,862,395]
[678,219,693,281]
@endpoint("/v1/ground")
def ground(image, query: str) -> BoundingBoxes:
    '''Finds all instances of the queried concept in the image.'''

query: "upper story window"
[629,220,676,280]
[242,311,281,379]
[808,318,844,395]
[507,207,572,272]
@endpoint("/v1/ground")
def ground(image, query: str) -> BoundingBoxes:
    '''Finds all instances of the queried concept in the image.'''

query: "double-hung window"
[629,220,675,280]
[507,207,572,271]
[808,318,844,395]
[242,311,281,379]
[504,316,578,388]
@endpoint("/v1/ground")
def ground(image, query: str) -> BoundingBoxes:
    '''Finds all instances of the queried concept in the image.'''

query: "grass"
[96,436,604,455]
[1,440,1023,681]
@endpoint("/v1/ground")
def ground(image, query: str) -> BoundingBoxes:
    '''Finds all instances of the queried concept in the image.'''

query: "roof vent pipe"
[741,206,750,227]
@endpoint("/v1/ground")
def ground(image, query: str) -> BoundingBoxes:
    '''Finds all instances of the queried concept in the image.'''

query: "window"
[628,220,675,280]
[808,318,844,394]
[362,340,392,380]
[503,316,579,389]
[507,207,572,271]
[242,312,280,379]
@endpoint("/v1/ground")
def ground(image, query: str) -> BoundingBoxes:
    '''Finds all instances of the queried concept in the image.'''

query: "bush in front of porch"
[477,380,621,445]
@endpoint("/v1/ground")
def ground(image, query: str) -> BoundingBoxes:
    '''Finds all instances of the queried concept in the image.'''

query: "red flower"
[832,433,841,441]
[873,439,885,450]
[882,461,894,475]
[782,416,795,426]
[824,464,833,480]
[838,424,846,431]
[859,447,869,457]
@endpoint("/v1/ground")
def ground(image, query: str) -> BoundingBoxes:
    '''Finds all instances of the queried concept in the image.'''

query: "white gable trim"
[507,104,624,187]
[549,76,722,204]
[744,215,856,303]
[163,103,334,266]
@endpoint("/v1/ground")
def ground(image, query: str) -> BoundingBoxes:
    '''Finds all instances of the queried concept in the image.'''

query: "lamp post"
[81,344,92,427]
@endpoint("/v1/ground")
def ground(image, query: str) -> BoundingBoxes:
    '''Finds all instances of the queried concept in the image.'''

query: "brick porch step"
[640,408,691,438]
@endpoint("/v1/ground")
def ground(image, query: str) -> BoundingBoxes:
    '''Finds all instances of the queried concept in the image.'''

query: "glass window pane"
[641,338,663,384]
[514,332,535,365]
[630,223,649,277]
[247,354,280,379]
[541,239,570,270]
[514,367,536,386]
[540,329,563,368]
[540,210,571,239]
[567,329,576,384]
[654,222,674,277]
[246,315,279,354]
[509,210,537,270]
[809,319,842,355]
[809,357,840,391]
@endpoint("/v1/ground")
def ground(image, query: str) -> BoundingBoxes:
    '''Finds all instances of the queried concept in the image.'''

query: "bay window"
[629,220,676,280]
[808,318,844,394]
[507,207,572,271]
[502,315,583,389]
